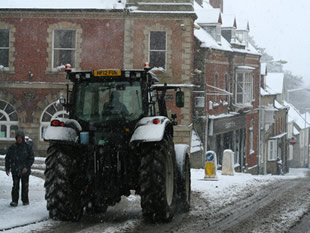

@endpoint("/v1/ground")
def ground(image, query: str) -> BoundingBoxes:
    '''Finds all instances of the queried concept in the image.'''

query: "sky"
[224,0,310,84]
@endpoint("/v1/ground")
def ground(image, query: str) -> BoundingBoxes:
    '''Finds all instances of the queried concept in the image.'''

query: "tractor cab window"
[74,81,143,123]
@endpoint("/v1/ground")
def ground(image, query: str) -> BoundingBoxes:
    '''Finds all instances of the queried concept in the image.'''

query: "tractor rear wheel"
[44,145,82,221]
[139,136,176,222]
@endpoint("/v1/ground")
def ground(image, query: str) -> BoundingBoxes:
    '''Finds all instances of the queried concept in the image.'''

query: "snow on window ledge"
[0,138,16,141]
[209,101,213,110]
[213,102,219,108]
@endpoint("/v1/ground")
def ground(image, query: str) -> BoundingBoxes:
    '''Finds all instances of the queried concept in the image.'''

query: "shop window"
[53,29,76,69]
[0,29,9,68]
[149,31,166,69]
[0,100,18,140]
[40,102,68,140]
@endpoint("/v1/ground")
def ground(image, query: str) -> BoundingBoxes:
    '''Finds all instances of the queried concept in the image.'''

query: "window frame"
[52,29,77,71]
[213,73,219,102]
[149,30,167,69]
[235,69,254,106]
[249,120,254,155]
[223,73,230,102]
[0,100,18,141]
[268,139,277,161]
[0,28,9,69]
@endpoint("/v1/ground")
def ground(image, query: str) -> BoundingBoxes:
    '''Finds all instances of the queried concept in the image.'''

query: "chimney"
[209,0,223,12]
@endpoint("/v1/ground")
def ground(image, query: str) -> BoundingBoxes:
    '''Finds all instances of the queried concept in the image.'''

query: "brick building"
[192,1,261,174]
[261,72,289,174]
[0,0,196,156]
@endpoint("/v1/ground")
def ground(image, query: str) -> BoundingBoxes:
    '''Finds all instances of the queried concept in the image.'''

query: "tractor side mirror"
[176,91,184,108]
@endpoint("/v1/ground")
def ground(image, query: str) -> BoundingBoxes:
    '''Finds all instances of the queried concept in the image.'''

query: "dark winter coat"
[5,131,34,176]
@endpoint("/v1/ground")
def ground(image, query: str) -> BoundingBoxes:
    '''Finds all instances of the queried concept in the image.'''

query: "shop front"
[208,113,246,172]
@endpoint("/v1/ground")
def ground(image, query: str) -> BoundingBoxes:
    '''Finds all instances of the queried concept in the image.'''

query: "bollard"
[204,151,218,180]
[222,149,235,176]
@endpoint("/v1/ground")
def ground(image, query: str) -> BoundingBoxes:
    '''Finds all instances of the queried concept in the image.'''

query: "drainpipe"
[258,73,262,174]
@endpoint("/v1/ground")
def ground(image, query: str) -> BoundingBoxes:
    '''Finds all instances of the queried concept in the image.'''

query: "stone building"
[0,0,196,156]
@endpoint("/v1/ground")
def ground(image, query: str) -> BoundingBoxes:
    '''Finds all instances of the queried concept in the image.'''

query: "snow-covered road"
[0,168,309,232]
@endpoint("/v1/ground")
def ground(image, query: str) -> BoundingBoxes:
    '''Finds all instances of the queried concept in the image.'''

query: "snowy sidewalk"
[0,171,48,231]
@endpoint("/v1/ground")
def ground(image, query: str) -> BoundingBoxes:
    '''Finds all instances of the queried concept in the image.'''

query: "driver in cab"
[103,91,129,116]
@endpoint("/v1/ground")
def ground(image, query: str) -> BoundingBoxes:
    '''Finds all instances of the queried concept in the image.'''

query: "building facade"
[192,0,261,174]
[0,1,196,155]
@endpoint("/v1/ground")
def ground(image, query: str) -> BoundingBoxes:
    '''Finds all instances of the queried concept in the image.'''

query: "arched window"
[40,102,69,140]
[0,100,18,140]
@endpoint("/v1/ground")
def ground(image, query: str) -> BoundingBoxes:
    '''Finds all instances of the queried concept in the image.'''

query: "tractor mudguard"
[130,116,172,143]
[44,118,81,143]
[175,144,189,173]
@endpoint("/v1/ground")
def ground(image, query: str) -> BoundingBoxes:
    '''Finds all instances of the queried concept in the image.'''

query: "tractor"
[43,64,191,222]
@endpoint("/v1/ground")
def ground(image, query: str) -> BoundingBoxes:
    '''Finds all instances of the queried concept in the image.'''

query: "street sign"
[204,151,218,180]
[288,137,297,145]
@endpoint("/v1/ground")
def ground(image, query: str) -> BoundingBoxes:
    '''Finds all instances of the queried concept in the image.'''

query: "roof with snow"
[191,130,203,153]
[265,72,284,95]
[284,101,308,129]
[0,0,126,9]
[260,87,276,96]
[194,27,232,51]
[0,0,196,14]
[221,14,236,28]
[275,99,287,110]
[236,18,249,31]
[195,8,221,25]
[260,63,267,76]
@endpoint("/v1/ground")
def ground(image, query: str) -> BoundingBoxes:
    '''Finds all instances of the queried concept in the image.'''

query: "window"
[74,81,143,123]
[0,100,18,140]
[0,29,9,68]
[53,29,76,69]
[268,140,277,161]
[149,31,166,69]
[223,73,230,102]
[249,120,254,154]
[236,71,254,105]
[214,73,219,102]
[40,102,68,140]
[195,97,205,108]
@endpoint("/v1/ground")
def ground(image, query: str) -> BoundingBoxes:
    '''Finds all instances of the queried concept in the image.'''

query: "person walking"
[5,130,34,207]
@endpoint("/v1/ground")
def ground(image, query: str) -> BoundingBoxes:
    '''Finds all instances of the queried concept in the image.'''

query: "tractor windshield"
[74,81,143,123]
